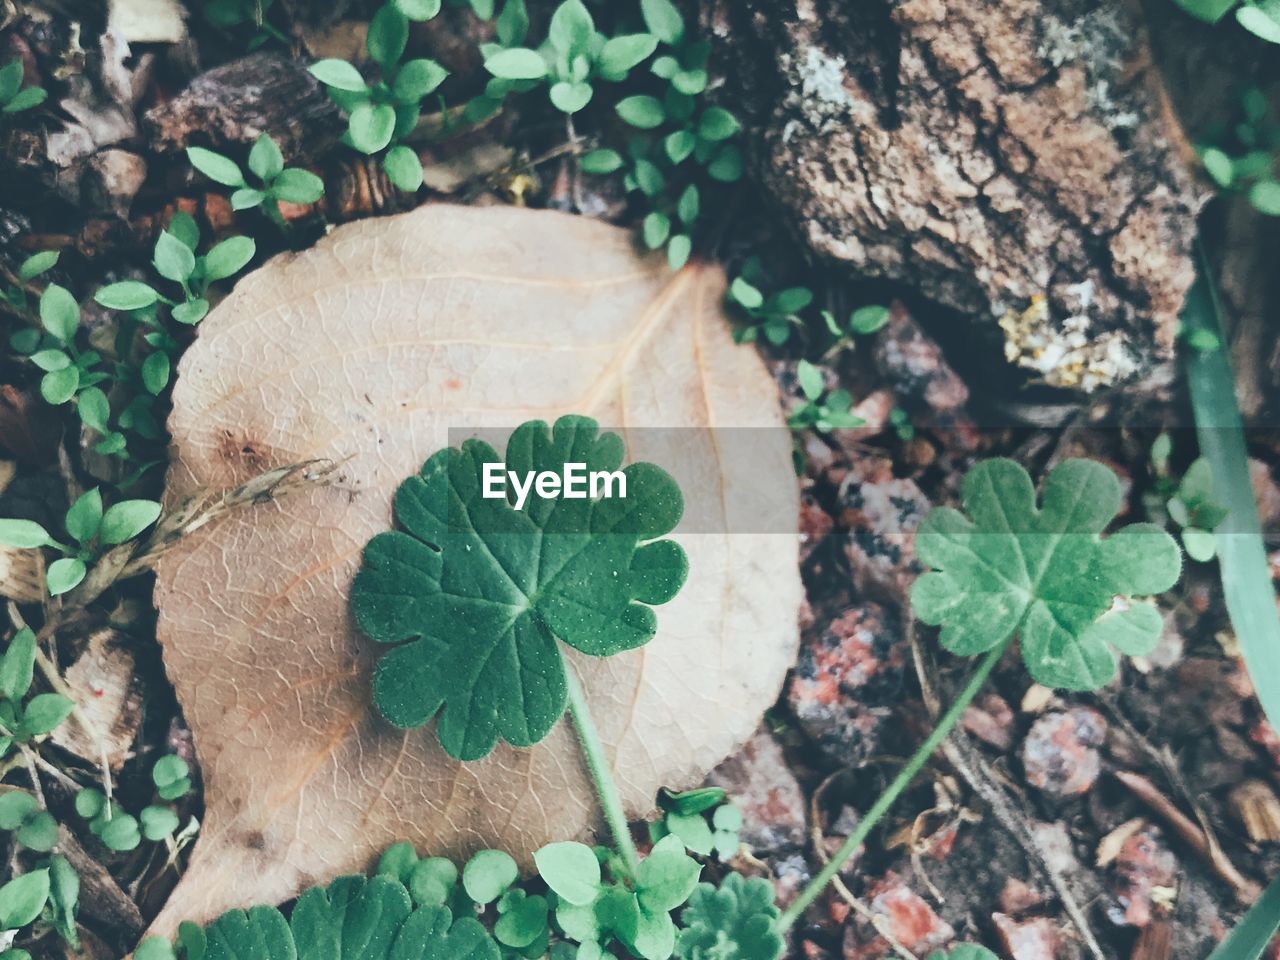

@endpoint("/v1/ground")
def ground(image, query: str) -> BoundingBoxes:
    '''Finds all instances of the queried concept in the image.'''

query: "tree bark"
[715,0,1208,392]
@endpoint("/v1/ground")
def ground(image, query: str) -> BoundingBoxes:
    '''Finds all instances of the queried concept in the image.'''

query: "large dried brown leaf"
[150,204,800,932]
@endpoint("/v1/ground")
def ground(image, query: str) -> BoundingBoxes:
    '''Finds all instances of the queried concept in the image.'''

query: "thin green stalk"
[1207,870,1280,960]
[777,640,1009,932]
[1182,253,1280,732]
[563,661,641,876]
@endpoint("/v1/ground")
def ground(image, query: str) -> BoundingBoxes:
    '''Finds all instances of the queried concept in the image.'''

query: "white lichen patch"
[779,45,859,136]
[998,293,1138,392]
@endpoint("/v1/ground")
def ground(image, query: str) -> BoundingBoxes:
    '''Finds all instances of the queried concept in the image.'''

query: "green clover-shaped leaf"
[911,458,1181,690]
[676,873,782,960]
[352,415,687,760]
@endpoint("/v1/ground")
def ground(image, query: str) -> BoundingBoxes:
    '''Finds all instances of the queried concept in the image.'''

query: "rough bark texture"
[716,0,1208,392]
[144,52,344,161]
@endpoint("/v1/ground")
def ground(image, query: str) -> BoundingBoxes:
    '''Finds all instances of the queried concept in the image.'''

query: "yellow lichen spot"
[997,291,1137,392]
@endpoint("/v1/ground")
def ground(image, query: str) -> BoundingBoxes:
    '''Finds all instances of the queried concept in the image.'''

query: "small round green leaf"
[0,868,50,930]
[248,135,285,182]
[616,95,665,129]
[484,48,547,80]
[383,146,424,193]
[393,59,449,102]
[99,499,162,545]
[21,693,75,734]
[348,102,397,154]
[534,842,600,906]
[462,849,518,904]
[202,236,256,282]
[271,169,325,204]
[393,0,442,19]
[140,805,180,841]
[16,811,58,851]
[65,487,103,544]
[581,148,623,174]
[40,366,80,405]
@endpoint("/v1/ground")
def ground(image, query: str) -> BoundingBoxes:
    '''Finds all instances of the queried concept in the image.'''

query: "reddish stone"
[844,872,955,959]
[1106,826,1177,928]
[707,728,807,853]
[789,603,907,766]
[837,456,932,599]
[992,912,1059,960]
[1021,707,1107,797]
[800,493,835,564]
[962,693,1016,752]
[998,878,1045,915]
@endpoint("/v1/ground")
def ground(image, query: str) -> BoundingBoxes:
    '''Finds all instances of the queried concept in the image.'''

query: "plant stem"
[777,640,1009,932]
[562,660,641,876]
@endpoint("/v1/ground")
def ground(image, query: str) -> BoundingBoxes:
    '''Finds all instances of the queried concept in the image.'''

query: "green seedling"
[0,489,161,596]
[0,792,58,852]
[0,61,47,116]
[0,869,49,938]
[309,2,450,192]
[726,260,812,346]
[1149,437,1229,562]
[478,0,657,117]
[202,0,288,49]
[787,360,863,433]
[188,135,325,227]
[649,787,741,859]
[0,629,74,755]
[1196,88,1280,216]
[2,251,58,316]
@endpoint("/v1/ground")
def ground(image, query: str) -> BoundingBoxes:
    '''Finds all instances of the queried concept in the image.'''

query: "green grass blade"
[1182,264,1280,731]
[1206,870,1280,960]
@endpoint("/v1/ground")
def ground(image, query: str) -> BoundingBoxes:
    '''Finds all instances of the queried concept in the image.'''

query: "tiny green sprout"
[42,855,78,949]
[727,260,812,346]
[0,629,74,752]
[1167,458,1229,562]
[787,360,864,433]
[1194,87,1280,216]
[2,250,57,317]
[0,491,161,596]
[75,788,142,852]
[912,457,1183,690]
[309,2,449,193]
[203,0,288,49]
[0,869,50,934]
[187,136,325,228]
[479,0,657,117]
[15,284,113,424]
[889,408,915,442]
[0,61,47,117]
[676,873,782,960]
[821,303,891,355]
[0,792,59,852]
[152,754,193,800]
[650,787,741,859]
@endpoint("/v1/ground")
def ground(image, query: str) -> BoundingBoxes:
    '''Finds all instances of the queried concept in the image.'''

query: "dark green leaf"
[40,367,79,405]
[352,416,687,759]
[29,349,69,372]
[849,304,890,334]
[697,107,739,141]
[16,811,57,851]
[496,0,529,46]
[142,350,171,396]
[547,0,594,59]
[77,386,110,433]
[598,34,658,80]
[643,211,671,249]
[667,234,691,271]
[18,251,58,281]
[580,149,623,174]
